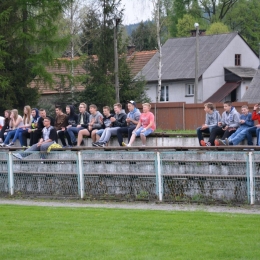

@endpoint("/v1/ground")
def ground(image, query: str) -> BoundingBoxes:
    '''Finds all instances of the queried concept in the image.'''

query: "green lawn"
[0,205,260,260]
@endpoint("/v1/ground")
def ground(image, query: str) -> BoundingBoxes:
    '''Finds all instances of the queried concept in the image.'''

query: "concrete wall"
[0,150,259,204]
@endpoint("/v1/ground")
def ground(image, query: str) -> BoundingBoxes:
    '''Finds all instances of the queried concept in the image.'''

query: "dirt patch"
[0,198,260,214]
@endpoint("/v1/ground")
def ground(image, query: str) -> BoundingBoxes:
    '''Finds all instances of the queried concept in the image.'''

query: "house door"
[230,88,237,102]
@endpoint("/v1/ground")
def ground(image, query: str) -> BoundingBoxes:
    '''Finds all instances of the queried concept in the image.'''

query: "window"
[235,54,241,66]
[160,86,169,101]
[186,84,194,96]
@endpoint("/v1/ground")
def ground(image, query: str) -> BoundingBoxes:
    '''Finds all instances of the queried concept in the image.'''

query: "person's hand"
[77,125,81,128]
[218,122,222,127]
[222,126,228,131]
[88,125,92,131]
[37,141,42,147]
[61,127,65,131]
[126,118,131,123]
[67,125,71,128]
[110,117,116,122]
[28,129,32,133]
[240,120,245,124]
[254,104,259,110]
[256,124,260,128]
[141,128,147,133]
[201,124,208,130]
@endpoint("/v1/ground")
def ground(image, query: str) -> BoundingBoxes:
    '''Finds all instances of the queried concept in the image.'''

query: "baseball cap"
[127,100,136,106]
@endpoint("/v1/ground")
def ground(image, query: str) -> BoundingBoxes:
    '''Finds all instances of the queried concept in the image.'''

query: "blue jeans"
[4,130,16,144]
[66,126,84,144]
[257,128,260,146]
[228,127,248,145]
[12,128,28,146]
[246,126,257,145]
[135,127,153,137]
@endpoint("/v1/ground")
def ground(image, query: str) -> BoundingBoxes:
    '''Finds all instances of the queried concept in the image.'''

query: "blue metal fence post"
[7,152,14,195]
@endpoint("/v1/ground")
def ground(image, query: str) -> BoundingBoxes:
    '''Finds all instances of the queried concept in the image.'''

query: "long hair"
[11,109,18,121]
[23,105,32,124]
[4,110,11,125]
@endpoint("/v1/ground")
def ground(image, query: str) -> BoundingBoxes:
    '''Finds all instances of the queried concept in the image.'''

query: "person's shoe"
[122,142,127,147]
[225,138,229,146]
[200,140,206,146]
[12,153,23,160]
[126,144,132,147]
[0,138,3,143]
[214,140,220,146]
[0,143,6,147]
[92,142,100,147]
[97,142,106,147]
[72,142,77,146]
[6,142,14,147]
[218,139,226,146]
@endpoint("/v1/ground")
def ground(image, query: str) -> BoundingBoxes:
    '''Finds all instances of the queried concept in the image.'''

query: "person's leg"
[67,127,83,145]
[196,127,210,145]
[228,127,242,142]
[231,128,249,145]
[21,130,29,146]
[58,131,67,147]
[100,127,119,145]
[95,129,104,142]
[222,129,236,140]
[117,127,128,146]
[3,130,16,145]
[140,128,153,146]
[31,130,42,146]
[207,127,224,146]
[256,128,260,146]
[77,129,90,146]
[127,126,136,143]
[40,141,55,159]
[91,129,98,142]
[246,126,257,145]
[64,130,72,146]
[13,143,39,159]
[128,128,143,146]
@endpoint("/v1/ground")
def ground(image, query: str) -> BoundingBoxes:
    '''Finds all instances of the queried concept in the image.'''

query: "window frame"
[185,83,194,97]
[160,85,169,102]
[235,54,241,66]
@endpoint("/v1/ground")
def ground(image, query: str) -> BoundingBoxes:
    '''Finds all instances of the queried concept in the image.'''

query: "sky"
[120,0,153,25]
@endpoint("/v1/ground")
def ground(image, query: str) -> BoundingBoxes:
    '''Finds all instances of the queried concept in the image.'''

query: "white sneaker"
[12,153,23,160]
[127,144,131,147]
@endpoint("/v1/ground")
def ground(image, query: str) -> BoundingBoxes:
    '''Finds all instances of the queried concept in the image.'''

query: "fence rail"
[0,150,259,204]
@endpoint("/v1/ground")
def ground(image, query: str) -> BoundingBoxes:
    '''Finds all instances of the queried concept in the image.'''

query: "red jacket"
[252,110,260,124]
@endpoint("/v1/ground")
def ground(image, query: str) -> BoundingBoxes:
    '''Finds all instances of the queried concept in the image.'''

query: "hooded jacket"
[239,113,254,129]
[67,105,78,127]
[31,108,40,129]
[252,110,260,124]
[221,107,240,128]
[205,110,221,128]
[112,110,127,127]
[89,111,103,129]
[127,108,141,127]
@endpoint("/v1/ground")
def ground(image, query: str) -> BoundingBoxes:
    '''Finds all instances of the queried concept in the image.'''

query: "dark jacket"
[55,114,68,130]
[77,112,90,128]
[112,111,127,127]
[67,105,78,127]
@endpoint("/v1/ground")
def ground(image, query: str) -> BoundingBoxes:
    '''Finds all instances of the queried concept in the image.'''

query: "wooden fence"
[136,102,257,130]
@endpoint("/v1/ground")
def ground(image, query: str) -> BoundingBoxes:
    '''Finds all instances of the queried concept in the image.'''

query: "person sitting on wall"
[196,102,221,146]
[246,103,260,146]
[59,105,78,147]
[0,110,11,144]
[200,101,240,146]
[92,103,126,147]
[13,116,58,160]
[127,103,156,147]
[218,105,254,145]
[28,109,54,147]
[117,100,141,146]
[65,102,89,146]
[92,106,113,144]
[76,104,103,146]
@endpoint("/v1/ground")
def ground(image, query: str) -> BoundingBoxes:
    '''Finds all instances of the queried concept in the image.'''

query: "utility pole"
[114,17,120,103]
[194,23,199,103]
[258,43,260,69]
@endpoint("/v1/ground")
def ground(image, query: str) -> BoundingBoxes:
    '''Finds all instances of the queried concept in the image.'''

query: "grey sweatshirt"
[89,111,103,129]
[221,107,240,128]
[205,110,221,128]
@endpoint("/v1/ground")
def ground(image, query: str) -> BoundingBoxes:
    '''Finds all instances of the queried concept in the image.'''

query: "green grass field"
[0,205,260,260]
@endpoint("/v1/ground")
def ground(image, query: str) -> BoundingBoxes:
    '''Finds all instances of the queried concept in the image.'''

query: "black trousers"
[117,126,135,146]
[208,126,236,146]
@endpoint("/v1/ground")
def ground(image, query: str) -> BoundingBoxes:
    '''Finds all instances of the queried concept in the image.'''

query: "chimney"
[127,45,135,56]
[190,29,206,37]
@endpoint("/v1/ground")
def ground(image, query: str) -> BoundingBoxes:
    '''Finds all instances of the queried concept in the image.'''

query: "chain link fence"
[0,150,259,204]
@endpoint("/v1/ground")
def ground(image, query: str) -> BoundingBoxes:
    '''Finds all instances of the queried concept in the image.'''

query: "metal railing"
[0,150,259,204]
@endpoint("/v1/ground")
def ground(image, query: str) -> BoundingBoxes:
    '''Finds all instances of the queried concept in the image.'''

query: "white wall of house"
[202,35,259,101]
[146,80,203,103]
[238,80,252,100]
